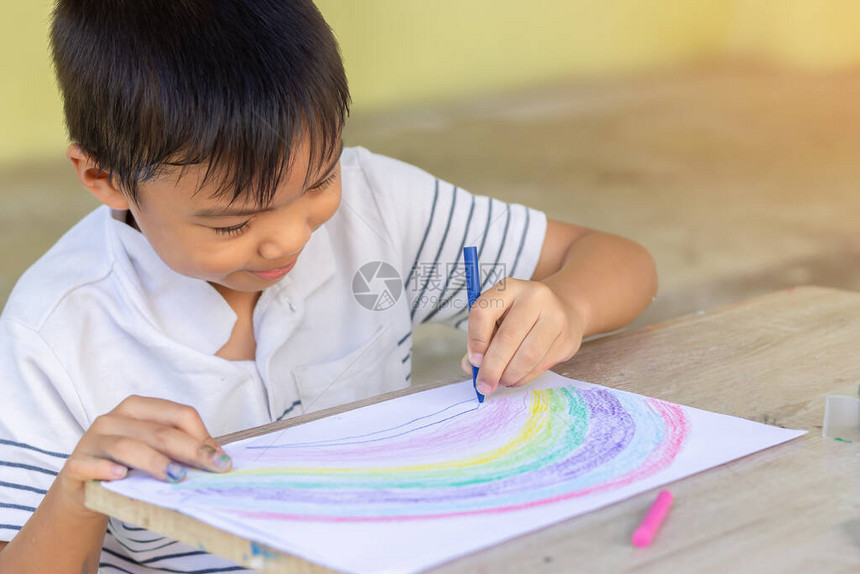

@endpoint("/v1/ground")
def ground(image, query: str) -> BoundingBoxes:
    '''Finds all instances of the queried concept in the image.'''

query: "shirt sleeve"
[0,318,84,541]
[357,147,548,330]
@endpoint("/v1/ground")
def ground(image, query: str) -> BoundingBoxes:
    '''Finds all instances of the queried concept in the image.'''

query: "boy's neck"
[210,283,261,361]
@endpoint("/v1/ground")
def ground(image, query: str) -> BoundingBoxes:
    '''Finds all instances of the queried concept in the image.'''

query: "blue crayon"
[463,246,484,403]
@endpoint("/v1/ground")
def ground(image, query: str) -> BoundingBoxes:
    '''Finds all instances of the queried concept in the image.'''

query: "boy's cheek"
[192,259,251,282]
[153,244,244,282]
[309,185,342,227]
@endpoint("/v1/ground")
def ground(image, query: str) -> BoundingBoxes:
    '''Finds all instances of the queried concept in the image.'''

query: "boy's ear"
[66,144,130,210]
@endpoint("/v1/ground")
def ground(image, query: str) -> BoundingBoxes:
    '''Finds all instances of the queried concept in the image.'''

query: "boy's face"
[80,138,342,294]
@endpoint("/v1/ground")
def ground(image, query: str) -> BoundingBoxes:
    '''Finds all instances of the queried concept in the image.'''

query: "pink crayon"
[632,490,673,547]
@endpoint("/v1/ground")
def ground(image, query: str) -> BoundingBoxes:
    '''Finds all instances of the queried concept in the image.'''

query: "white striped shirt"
[0,146,547,572]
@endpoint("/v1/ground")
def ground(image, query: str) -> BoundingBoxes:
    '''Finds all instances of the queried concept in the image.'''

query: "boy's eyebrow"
[194,141,343,219]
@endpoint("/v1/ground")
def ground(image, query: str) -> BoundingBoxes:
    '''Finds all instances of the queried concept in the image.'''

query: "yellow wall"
[728,0,860,67]
[1,1,67,165]
[3,1,860,165]
[317,0,729,108]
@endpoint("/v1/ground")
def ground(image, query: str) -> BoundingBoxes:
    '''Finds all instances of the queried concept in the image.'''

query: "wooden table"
[86,286,860,573]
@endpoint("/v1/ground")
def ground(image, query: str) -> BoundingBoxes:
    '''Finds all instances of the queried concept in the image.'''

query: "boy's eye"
[208,172,335,238]
[212,220,251,237]
[310,170,337,192]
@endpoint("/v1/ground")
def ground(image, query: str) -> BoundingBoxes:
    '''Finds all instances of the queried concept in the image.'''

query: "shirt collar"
[104,207,336,355]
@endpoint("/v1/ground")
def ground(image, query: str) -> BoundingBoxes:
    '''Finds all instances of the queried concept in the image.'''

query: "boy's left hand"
[460,278,586,395]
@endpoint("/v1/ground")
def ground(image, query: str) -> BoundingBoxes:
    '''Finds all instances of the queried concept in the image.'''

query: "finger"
[501,313,563,387]
[97,434,187,483]
[114,396,220,448]
[90,415,231,473]
[460,353,472,374]
[467,280,521,369]
[523,329,582,385]
[63,455,129,483]
[510,334,569,388]
[475,299,539,395]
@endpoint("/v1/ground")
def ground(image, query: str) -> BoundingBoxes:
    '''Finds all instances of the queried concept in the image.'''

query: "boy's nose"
[257,222,311,260]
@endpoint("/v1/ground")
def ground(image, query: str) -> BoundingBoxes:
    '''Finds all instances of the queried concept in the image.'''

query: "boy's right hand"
[57,395,232,517]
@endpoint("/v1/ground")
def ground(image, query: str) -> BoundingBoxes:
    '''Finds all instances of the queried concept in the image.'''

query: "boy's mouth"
[248,261,296,280]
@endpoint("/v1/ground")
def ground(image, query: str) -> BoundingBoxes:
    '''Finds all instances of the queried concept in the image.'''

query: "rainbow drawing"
[176,386,688,522]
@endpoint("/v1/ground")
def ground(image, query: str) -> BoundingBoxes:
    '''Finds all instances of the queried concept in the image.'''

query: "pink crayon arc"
[632,489,673,547]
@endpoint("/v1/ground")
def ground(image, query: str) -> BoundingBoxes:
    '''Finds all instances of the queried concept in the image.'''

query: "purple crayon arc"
[179,386,690,522]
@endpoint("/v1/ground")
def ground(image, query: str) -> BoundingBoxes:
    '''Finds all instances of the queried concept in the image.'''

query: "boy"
[0,1,657,572]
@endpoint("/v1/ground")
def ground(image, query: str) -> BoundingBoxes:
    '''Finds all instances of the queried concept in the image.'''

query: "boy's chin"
[206,274,273,295]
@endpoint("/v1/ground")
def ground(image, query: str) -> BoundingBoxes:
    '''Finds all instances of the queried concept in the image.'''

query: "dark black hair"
[50,0,350,206]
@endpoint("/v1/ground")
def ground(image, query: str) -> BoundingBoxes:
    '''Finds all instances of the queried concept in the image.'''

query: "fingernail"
[199,444,217,456]
[471,353,483,367]
[166,462,186,483]
[476,381,492,395]
[213,453,232,472]
[111,464,128,479]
